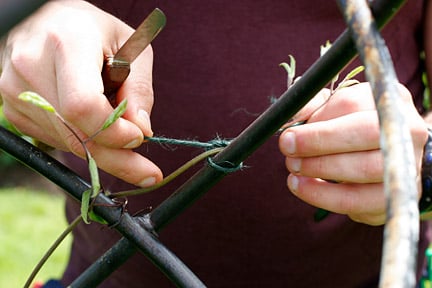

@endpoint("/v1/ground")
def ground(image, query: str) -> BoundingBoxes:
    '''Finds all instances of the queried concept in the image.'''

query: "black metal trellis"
[0,0,418,286]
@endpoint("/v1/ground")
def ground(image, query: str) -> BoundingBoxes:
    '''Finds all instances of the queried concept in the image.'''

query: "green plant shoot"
[18,90,122,225]
[279,55,296,89]
[81,189,92,224]
[100,98,128,131]
[88,156,100,197]
[18,91,56,113]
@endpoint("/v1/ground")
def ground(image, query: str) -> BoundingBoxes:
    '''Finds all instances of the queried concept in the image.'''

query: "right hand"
[279,83,427,225]
[0,0,162,187]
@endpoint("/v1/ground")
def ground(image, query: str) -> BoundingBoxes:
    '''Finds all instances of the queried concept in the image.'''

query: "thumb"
[116,46,154,136]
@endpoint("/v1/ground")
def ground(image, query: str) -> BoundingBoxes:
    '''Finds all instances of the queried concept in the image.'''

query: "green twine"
[145,135,243,173]
[145,136,231,150]
[207,157,244,174]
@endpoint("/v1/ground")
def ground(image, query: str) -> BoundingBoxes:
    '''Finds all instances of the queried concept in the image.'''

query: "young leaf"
[100,98,128,131]
[18,91,56,113]
[336,79,361,90]
[344,65,365,81]
[279,55,296,88]
[81,189,92,224]
[88,155,101,198]
[89,210,108,225]
[335,66,365,91]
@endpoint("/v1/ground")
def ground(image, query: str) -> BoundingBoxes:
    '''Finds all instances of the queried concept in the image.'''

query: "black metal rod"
[70,215,205,288]
[70,237,136,287]
[0,0,46,38]
[338,0,418,287]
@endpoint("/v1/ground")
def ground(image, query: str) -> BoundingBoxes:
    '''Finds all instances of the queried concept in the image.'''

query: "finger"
[116,46,154,136]
[279,111,380,157]
[82,142,163,187]
[285,150,383,183]
[307,83,376,123]
[53,23,144,150]
[287,175,385,225]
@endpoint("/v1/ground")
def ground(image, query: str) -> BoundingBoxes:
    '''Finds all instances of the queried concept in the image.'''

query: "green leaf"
[279,62,291,73]
[287,55,296,80]
[344,65,365,81]
[88,156,100,198]
[336,79,360,90]
[18,91,56,113]
[314,208,330,222]
[100,98,128,131]
[81,189,91,224]
[279,55,296,76]
[279,55,296,88]
[89,210,108,225]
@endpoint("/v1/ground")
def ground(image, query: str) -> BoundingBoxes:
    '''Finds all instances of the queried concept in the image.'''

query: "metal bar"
[338,0,418,287]
[70,237,136,287]
[70,214,205,288]
[0,0,46,38]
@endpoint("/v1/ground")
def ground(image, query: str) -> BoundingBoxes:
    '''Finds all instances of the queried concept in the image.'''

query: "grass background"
[0,187,71,287]
[0,106,71,287]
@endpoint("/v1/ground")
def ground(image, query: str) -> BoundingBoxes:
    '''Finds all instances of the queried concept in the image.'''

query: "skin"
[0,1,163,187]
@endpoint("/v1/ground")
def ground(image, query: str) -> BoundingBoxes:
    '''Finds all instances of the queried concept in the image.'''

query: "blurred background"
[0,107,71,287]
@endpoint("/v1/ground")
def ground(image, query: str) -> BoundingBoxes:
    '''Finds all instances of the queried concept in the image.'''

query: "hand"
[279,83,428,225]
[0,0,162,187]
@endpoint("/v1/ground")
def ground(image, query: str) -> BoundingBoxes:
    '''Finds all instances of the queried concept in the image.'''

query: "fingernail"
[282,132,296,154]
[138,109,153,135]
[138,176,156,188]
[288,158,301,173]
[288,175,299,194]
[123,138,141,149]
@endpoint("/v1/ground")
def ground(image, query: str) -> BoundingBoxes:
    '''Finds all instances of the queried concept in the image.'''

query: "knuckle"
[361,152,383,182]
[107,162,145,185]
[337,94,365,113]
[337,191,358,215]
[9,45,32,78]
[60,93,94,122]
[131,79,154,98]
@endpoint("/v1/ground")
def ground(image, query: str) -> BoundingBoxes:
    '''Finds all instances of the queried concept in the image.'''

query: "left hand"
[278,83,428,225]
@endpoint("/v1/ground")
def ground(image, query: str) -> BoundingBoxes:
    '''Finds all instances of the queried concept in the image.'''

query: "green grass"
[0,188,71,287]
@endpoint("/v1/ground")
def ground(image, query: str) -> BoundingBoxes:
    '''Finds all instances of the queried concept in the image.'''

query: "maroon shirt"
[62,1,430,287]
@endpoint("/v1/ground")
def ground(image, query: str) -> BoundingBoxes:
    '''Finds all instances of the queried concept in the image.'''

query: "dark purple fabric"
[62,1,430,287]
